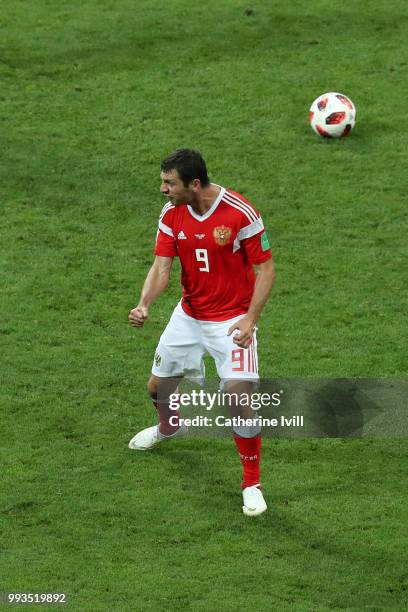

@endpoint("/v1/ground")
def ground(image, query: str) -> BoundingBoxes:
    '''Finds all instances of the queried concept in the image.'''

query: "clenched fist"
[128,306,149,327]
[227,314,256,348]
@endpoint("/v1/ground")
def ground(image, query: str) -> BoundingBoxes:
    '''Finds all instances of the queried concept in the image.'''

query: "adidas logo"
[178,230,187,240]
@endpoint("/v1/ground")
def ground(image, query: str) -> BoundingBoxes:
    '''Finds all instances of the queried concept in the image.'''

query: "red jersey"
[154,186,272,321]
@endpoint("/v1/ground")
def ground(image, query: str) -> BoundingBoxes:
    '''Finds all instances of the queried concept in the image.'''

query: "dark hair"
[161,149,210,187]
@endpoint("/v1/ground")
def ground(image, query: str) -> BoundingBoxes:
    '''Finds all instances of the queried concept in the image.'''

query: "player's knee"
[147,376,158,400]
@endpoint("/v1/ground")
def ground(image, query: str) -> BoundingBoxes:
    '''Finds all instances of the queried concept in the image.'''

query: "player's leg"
[147,374,183,436]
[129,303,204,450]
[223,378,262,487]
[128,374,188,450]
[203,319,266,515]
[222,377,266,516]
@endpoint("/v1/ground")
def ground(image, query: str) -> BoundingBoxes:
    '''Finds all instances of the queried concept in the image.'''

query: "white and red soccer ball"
[309,92,356,138]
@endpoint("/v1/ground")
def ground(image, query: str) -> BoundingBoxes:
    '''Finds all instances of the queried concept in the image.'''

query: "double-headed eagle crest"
[213,225,232,246]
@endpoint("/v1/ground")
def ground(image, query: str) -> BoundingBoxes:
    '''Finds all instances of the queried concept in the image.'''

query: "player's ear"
[190,178,201,191]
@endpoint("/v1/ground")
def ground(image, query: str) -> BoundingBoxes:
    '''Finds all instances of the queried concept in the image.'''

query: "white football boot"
[242,485,267,516]
[128,423,188,451]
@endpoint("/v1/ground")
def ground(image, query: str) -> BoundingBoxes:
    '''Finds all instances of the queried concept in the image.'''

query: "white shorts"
[151,302,259,380]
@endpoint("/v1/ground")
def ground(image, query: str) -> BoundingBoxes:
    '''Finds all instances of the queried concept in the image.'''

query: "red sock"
[233,434,262,489]
[153,400,180,436]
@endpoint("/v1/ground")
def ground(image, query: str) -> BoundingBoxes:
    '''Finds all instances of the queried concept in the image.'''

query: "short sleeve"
[154,207,177,258]
[233,215,272,264]
[242,229,272,264]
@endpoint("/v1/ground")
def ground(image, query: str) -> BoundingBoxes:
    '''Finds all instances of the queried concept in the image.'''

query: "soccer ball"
[309,92,356,138]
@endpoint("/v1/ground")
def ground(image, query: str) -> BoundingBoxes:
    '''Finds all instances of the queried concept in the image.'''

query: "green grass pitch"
[1,0,407,609]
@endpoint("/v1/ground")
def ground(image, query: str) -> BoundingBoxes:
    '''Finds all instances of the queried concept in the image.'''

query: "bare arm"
[247,258,276,325]
[228,258,276,347]
[128,256,174,327]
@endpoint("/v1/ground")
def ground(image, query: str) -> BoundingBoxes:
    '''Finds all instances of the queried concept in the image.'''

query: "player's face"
[160,169,194,206]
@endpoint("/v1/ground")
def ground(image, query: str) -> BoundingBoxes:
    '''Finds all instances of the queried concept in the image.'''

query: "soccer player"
[128,149,275,516]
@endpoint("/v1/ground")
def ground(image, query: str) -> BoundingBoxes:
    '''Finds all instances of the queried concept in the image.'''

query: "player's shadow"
[156,437,241,512]
[307,380,382,437]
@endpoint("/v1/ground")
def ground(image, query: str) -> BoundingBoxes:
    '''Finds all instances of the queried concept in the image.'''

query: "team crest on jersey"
[213,225,232,246]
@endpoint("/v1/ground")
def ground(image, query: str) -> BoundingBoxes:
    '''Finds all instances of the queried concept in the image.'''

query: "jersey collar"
[187,185,225,222]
